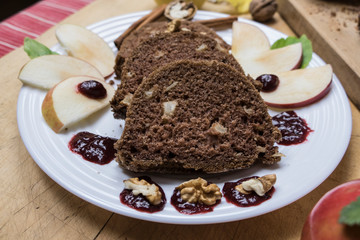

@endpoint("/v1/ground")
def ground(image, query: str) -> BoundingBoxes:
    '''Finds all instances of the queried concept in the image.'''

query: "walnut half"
[176,177,222,205]
[123,178,162,205]
[235,174,276,196]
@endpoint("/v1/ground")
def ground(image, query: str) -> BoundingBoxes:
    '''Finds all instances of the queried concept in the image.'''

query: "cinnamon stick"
[196,16,238,28]
[114,4,166,49]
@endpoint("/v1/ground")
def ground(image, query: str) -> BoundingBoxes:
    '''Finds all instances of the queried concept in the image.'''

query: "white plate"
[17,10,352,224]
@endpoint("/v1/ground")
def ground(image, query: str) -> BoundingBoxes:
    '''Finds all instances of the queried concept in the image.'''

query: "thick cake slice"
[114,20,230,74]
[115,60,282,173]
[111,31,245,119]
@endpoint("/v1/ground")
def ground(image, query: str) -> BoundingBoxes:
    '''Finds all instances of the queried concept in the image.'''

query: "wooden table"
[1,0,359,239]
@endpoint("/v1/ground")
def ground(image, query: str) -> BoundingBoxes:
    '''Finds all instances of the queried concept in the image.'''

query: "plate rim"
[17,10,353,225]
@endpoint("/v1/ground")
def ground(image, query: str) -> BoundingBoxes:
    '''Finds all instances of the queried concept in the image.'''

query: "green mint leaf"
[339,197,360,226]
[24,37,58,59]
[270,35,313,69]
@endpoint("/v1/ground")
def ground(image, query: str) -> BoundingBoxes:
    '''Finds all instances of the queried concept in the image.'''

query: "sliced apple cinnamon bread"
[111,31,245,119]
[115,60,281,173]
[114,20,230,75]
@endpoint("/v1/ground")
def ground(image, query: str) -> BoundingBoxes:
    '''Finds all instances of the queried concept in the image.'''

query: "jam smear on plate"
[223,176,274,207]
[77,80,107,99]
[68,131,117,165]
[170,189,221,214]
[120,176,166,213]
[272,111,313,146]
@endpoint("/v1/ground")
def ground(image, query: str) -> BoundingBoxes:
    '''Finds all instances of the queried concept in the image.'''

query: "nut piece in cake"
[235,174,276,196]
[176,177,222,205]
[120,93,133,106]
[162,100,178,120]
[208,122,227,135]
[123,177,162,205]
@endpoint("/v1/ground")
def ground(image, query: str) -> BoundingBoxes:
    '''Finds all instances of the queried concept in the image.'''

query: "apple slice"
[42,75,115,133]
[18,55,104,89]
[232,22,303,78]
[232,21,270,56]
[55,24,115,78]
[260,65,333,108]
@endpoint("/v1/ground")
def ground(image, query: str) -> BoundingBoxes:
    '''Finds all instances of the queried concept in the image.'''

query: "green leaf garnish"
[339,197,360,226]
[270,35,313,69]
[24,37,58,59]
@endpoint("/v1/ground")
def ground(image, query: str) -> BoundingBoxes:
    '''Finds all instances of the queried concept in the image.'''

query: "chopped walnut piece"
[165,19,181,33]
[120,93,133,106]
[176,177,222,205]
[154,50,165,59]
[164,81,178,92]
[196,43,208,51]
[208,122,227,135]
[162,100,178,119]
[235,174,276,196]
[181,27,191,32]
[123,178,162,205]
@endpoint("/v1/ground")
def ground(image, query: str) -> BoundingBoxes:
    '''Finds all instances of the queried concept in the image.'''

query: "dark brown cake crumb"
[111,31,254,119]
[114,20,230,75]
[115,60,281,174]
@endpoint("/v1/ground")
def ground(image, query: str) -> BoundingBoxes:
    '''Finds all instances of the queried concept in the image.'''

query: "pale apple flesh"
[41,75,115,133]
[18,55,104,89]
[261,65,333,108]
[232,22,303,78]
[55,24,115,78]
[232,21,270,56]
[236,43,303,78]
[301,179,360,240]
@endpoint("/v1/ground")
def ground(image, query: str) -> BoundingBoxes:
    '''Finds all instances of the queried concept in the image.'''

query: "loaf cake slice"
[115,60,282,173]
[114,20,230,75]
[111,31,246,119]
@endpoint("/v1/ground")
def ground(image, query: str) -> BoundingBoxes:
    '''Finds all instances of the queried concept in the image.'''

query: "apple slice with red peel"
[260,64,332,108]
[42,76,115,133]
[301,179,360,240]
[232,22,303,78]
[18,55,104,89]
[55,24,115,78]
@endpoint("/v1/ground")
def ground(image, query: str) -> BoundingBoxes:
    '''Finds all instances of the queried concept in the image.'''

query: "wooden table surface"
[1,0,359,239]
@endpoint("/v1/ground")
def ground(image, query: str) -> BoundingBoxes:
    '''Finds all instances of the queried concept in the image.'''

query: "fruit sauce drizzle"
[272,111,313,146]
[77,80,107,99]
[170,189,221,214]
[256,74,279,92]
[223,177,275,207]
[120,176,166,213]
[68,131,117,165]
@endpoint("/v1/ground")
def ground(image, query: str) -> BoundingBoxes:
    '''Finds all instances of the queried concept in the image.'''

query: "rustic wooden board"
[278,0,360,109]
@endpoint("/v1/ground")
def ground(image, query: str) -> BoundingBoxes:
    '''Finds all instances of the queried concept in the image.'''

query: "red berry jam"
[170,188,221,214]
[272,111,313,146]
[256,74,279,92]
[222,176,274,207]
[77,80,107,99]
[120,176,166,213]
[68,131,117,165]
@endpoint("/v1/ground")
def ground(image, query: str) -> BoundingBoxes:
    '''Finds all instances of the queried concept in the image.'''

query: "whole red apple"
[301,179,360,240]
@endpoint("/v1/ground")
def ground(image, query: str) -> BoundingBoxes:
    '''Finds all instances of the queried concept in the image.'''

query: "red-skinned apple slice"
[42,76,115,133]
[18,55,104,89]
[55,24,115,78]
[261,65,333,108]
[232,22,303,78]
[301,179,360,240]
